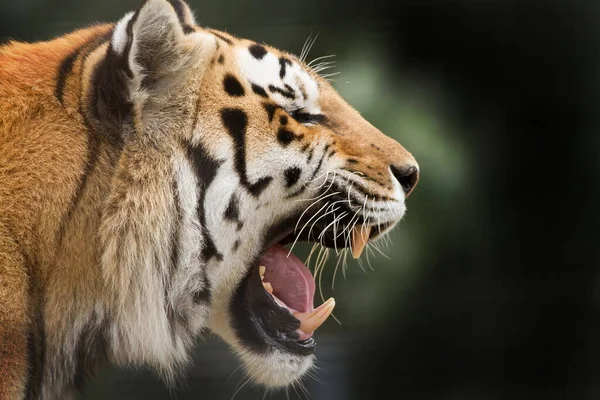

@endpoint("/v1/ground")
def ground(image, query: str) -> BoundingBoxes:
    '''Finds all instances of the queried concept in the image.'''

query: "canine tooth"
[263,281,273,294]
[293,297,336,333]
[351,224,371,259]
[259,265,266,280]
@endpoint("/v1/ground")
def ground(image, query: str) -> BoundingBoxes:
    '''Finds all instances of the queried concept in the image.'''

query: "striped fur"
[0,0,418,398]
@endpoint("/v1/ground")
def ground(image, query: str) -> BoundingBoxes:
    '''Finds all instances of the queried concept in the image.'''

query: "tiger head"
[99,0,418,388]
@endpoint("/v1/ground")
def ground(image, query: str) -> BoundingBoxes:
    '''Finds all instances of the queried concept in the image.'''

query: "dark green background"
[2,0,599,398]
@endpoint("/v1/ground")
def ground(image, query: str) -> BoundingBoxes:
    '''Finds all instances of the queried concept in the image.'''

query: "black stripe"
[308,151,326,181]
[341,168,388,188]
[247,177,272,197]
[249,44,267,59]
[306,147,314,163]
[279,57,291,79]
[76,30,113,129]
[57,27,113,245]
[330,180,394,203]
[186,142,223,262]
[209,29,234,45]
[337,172,395,201]
[298,82,308,100]
[221,108,273,197]
[24,313,46,400]
[56,131,102,248]
[277,127,298,146]
[55,49,82,105]
[192,271,212,304]
[268,84,295,99]
[54,28,111,107]
[252,83,268,98]
[284,167,302,188]
[223,74,245,97]
[224,194,240,222]
[169,178,182,275]
[90,28,136,129]
[262,103,279,122]
[24,268,45,400]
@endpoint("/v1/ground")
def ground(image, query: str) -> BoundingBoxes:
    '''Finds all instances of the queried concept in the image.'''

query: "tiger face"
[98,0,417,390]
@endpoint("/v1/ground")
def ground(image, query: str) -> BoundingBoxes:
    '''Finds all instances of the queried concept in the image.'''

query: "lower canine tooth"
[351,224,371,259]
[263,281,273,294]
[293,297,336,333]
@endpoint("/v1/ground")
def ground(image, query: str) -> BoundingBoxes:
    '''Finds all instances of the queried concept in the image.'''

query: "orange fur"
[0,25,115,399]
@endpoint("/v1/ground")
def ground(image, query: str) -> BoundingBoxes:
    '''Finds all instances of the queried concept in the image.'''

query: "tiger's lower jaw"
[218,216,396,388]
[239,351,316,389]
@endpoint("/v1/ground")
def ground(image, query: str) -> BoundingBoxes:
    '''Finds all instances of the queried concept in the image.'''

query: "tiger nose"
[390,164,419,197]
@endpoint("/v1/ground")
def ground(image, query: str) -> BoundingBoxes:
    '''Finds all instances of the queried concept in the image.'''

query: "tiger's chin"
[214,211,398,388]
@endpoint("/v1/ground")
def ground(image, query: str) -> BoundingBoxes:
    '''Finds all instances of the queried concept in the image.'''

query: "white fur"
[235,46,321,115]
[111,11,134,54]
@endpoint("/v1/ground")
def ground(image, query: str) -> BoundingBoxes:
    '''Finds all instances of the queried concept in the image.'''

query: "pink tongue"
[259,244,316,313]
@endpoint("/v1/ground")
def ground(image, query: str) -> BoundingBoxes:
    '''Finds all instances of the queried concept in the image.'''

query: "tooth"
[263,281,273,294]
[293,297,336,333]
[259,265,266,280]
[351,224,371,259]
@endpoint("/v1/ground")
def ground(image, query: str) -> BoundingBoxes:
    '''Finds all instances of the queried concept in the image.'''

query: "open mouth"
[230,212,395,356]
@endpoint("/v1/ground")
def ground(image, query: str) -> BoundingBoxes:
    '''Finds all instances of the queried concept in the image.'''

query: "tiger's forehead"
[211,33,322,115]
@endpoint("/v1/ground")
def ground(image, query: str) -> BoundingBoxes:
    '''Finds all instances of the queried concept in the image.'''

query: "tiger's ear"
[93,0,215,128]
[165,0,197,32]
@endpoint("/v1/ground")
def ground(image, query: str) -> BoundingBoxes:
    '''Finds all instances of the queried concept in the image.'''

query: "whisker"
[313,245,328,306]
[293,189,338,204]
[312,63,336,72]
[320,72,342,79]
[293,192,336,233]
[313,66,337,74]
[317,247,330,307]
[314,206,341,238]
[304,169,329,186]
[231,377,251,400]
[332,247,346,290]
[289,201,332,257]
[300,32,315,63]
[311,60,336,68]
[295,169,337,202]
[365,241,375,271]
[297,378,311,400]
[304,242,320,270]
[307,206,340,245]
[225,364,244,383]
[307,54,336,67]
[306,371,323,384]
[301,33,319,64]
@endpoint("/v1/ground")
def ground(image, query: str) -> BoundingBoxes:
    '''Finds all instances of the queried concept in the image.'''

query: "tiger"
[0,0,419,398]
